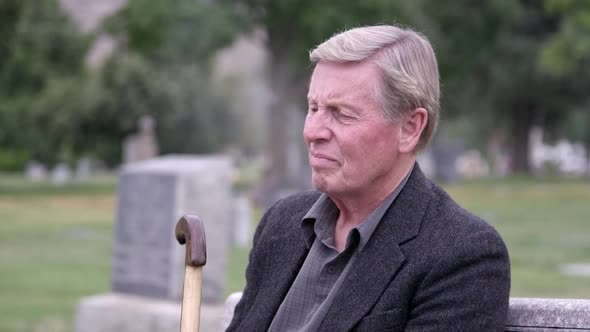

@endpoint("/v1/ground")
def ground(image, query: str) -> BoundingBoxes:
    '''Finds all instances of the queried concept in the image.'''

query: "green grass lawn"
[0,175,116,332]
[444,177,590,298]
[0,175,589,331]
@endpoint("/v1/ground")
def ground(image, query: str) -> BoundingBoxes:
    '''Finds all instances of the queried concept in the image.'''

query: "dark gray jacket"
[227,165,510,331]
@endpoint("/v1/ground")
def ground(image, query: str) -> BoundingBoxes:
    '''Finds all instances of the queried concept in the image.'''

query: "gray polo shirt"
[268,169,412,331]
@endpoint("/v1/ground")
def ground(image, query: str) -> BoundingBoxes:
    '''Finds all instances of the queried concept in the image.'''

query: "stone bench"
[222,293,590,331]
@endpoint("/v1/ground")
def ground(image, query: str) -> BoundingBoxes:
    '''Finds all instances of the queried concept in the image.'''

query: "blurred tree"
[33,54,234,166]
[0,0,89,170]
[226,0,588,175]
[3,0,587,175]
[540,0,590,173]
[422,0,583,174]
[105,0,240,65]
[93,0,244,163]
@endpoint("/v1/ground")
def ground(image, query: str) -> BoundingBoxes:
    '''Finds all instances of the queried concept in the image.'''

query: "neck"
[331,157,415,228]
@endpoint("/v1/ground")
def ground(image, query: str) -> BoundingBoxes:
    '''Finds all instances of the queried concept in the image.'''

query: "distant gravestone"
[25,161,47,182]
[559,263,590,277]
[416,149,435,179]
[51,163,72,186]
[432,139,464,183]
[76,158,92,180]
[456,150,490,178]
[123,115,159,164]
[232,194,251,248]
[75,155,232,332]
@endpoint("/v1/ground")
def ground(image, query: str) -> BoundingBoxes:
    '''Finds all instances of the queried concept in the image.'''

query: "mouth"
[309,152,339,166]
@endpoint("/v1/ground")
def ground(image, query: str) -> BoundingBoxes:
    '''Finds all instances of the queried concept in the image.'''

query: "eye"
[308,105,318,113]
[330,107,354,121]
[337,112,354,120]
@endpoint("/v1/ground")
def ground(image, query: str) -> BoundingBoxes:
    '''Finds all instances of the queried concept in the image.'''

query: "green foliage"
[541,0,590,75]
[2,0,590,173]
[105,0,240,64]
[0,148,30,172]
[537,0,590,150]
[32,54,237,166]
[66,0,244,165]
[0,0,88,95]
[0,0,245,169]
[228,0,413,69]
[0,0,89,169]
[417,0,589,172]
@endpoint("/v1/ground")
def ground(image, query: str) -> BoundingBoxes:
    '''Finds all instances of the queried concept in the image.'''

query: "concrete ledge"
[223,293,590,331]
[221,292,243,330]
[506,298,590,331]
[75,293,224,332]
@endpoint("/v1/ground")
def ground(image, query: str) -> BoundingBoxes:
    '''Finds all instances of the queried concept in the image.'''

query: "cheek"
[348,133,395,170]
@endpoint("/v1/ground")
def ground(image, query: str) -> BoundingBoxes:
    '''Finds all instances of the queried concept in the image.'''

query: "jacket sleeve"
[404,229,511,332]
[225,203,274,331]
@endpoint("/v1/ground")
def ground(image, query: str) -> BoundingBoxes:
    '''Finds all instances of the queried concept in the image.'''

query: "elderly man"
[227,25,510,331]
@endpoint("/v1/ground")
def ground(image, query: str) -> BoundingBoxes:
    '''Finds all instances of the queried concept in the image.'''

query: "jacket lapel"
[249,209,311,330]
[320,165,432,331]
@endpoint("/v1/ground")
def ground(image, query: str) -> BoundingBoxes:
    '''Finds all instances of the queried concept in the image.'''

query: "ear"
[399,108,428,154]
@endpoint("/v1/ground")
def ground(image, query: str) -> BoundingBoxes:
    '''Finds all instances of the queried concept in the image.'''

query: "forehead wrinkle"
[308,61,381,109]
[308,78,374,106]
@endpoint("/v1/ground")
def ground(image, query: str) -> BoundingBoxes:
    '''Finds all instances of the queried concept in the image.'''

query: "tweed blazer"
[227,165,511,331]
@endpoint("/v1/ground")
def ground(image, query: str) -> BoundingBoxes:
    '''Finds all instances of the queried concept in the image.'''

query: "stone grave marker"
[76,155,232,332]
[51,163,72,185]
[232,194,251,248]
[123,115,159,164]
[25,161,47,182]
[76,158,92,180]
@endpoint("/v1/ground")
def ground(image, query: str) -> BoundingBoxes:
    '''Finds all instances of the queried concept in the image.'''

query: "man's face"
[304,61,404,198]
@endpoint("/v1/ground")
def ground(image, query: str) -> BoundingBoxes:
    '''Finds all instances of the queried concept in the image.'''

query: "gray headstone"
[232,195,251,248]
[111,155,232,303]
[416,149,435,179]
[122,115,159,164]
[432,139,464,183]
[559,263,590,277]
[51,163,72,186]
[76,158,92,180]
[25,160,47,182]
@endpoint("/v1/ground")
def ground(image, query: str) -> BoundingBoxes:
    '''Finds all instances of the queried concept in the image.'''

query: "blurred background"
[1,0,589,331]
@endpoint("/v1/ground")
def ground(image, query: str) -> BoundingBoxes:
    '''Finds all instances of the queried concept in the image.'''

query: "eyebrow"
[307,94,361,111]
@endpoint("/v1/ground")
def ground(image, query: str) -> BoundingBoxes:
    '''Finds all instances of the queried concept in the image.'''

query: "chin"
[311,175,329,192]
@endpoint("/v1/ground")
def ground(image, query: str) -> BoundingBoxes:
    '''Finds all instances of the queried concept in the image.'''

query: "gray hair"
[309,25,440,152]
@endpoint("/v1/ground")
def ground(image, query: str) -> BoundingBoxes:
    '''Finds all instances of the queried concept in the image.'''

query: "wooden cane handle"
[175,215,207,267]
[175,215,207,332]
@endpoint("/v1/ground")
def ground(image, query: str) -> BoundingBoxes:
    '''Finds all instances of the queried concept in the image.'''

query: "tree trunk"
[265,26,310,186]
[510,102,534,174]
[268,60,291,183]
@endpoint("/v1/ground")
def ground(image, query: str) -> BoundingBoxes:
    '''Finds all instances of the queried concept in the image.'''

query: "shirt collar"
[301,194,334,248]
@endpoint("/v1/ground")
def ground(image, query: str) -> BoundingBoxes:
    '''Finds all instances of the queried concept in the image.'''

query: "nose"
[303,109,332,143]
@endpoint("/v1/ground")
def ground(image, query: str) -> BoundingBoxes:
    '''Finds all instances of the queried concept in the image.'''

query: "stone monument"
[75,155,232,332]
[123,115,159,164]
[51,163,72,186]
[231,194,251,248]
[25,161,47,182]
[75,158,92,181]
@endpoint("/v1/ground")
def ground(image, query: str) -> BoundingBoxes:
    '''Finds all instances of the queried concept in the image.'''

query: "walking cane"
[175,215,207,332]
